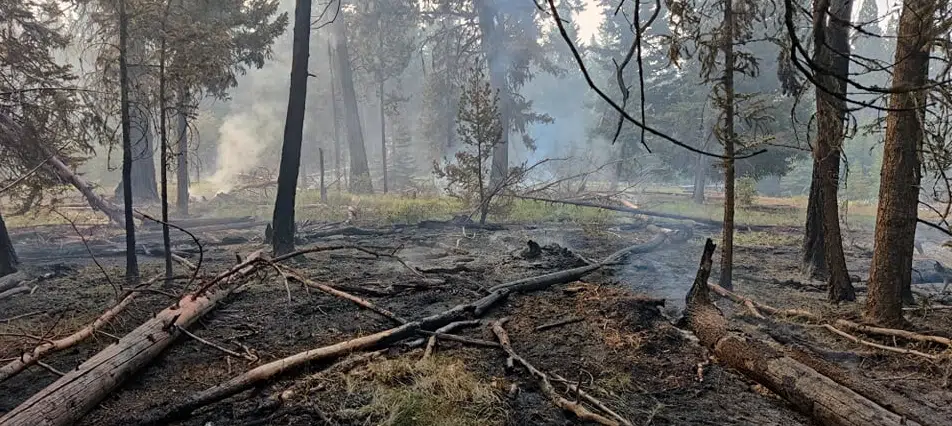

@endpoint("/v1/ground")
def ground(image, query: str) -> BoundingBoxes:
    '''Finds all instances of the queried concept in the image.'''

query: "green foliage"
[736,176,758,206]
[433,68,504,222]
[0,0,99,211]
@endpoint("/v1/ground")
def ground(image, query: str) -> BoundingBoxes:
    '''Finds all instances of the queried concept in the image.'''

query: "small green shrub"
[736,177,758,206]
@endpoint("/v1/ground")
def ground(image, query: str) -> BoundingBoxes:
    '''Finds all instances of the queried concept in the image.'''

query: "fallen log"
[46,155,128,226]
[0,252,263,426]
[684,239,929,426]
[0,285,30,300]
[0,271,29,292]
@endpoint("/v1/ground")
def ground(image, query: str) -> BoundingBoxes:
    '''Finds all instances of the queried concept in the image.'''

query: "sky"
[574,0,899,42]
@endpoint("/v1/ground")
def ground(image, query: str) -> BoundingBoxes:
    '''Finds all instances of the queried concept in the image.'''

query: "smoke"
[209,101,285,192]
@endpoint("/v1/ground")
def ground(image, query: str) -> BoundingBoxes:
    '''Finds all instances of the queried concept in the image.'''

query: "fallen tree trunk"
[0,271,29,293]
[47,155,128,226]
[0,252,263,426]
[684,238,929,426]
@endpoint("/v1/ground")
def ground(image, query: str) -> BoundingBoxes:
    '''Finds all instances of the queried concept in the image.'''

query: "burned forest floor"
[2,193,952,426]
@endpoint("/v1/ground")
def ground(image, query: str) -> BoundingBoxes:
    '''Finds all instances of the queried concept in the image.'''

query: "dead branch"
[280,266,406,325]
[535,317,584,332]
[820,324,940,361]
[491,318,621,426]
[421,320,482,360]
[174,325,258,362]
[0,271,30,293]
[550,372,633,426]
[415,330,500,349]
[0,280,145,383]
[0,311,42,323]
[0,285,30,300]
[511,194,719,227]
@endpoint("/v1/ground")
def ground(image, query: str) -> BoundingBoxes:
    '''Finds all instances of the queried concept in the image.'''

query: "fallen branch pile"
[683,239,945,426]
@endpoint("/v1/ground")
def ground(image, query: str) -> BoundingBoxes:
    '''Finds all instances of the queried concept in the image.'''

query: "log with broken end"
[684,238,933,426]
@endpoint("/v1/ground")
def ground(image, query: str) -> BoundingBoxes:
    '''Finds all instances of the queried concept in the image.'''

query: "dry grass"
[344,356,505,426]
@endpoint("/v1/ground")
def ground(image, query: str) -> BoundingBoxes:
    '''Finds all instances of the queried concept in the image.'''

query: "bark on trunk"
[0,208,18,277]
[176,88,190,217]
[866,0,933,326]
[814,0,855,302]
[802,159,827,279]
[271,0,312,256]
[692,154,707,204]
[115,44,159,204]
[158,17,172,280]
[118,0,139,281]
[327,41,343,193]
[379,78,388,194]
[331,18,372,193]
[719,0,736,290]
[475,0,510,186]
[685,239,927,426]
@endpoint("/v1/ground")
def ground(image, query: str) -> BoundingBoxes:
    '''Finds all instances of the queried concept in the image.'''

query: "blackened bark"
[271,0,312,255]
[475,0,510,186]
[331,17,372,193]
[719,0,736,291]
[802,160,827,279]
[118,0,139,281]
[0,209,18,277]
[814,0,855,302]
[158,6,172,280]
[176,88,189,216]
[116,42,159,204]
[866,0,933,326]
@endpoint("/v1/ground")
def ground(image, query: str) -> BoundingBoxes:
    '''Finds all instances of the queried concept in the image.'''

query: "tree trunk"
[175,88,189,217]
[693,154,707,204]
[319,147,327,202]
[802,158,827,279]
[327,41,343,193]
[719,0,736,290]
[475,0,510,186]
[118,0,139,281]
[115,42,159,204]
[271,0,312,256]
[158,9,172,280]
[866,0,934,326]
[814,0,855,302]
[0,208,18,277]
[46,156,126,225]
[379,77,388,194]
[331,17,372,194]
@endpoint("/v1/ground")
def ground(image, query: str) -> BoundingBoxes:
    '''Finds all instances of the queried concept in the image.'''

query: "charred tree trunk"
[158,4,172,280]
[331,17,372,194]
[814,0,855,302]
[176,88,189,217]
[866,0,934,325]
[118,0,139,281]
[0,208,17,277]
[719,0,736,290]
[116,42,159,204]
[271,0,312,256]
[327,41,343,193]
[475,0,510,186]
[802,159,827,279]
[319,148,327,202]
